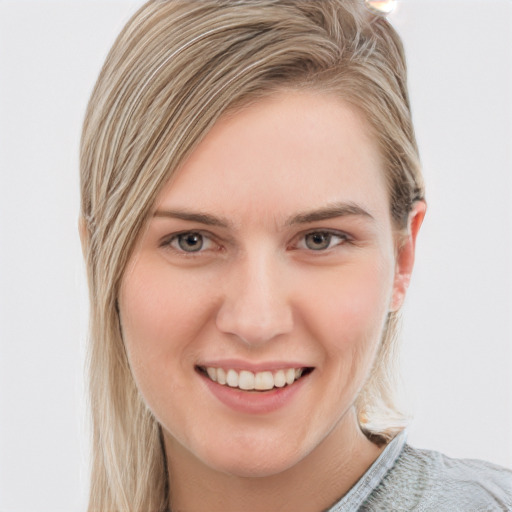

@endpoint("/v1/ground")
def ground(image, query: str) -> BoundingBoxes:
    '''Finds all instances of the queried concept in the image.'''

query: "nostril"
[215,300,294,345]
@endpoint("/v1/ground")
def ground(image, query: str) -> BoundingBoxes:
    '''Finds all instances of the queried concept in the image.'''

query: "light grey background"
[0,1,511,510]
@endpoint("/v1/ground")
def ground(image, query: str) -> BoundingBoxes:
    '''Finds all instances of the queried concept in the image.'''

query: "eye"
[167,232,214,253]
[297,231,348,251]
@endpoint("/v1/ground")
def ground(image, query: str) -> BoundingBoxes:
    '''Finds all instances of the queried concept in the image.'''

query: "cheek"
[299,257,394,350]
[295,254,395,404]
[121,258,212,350]
[288,256,395,429]
[118,259,216,409]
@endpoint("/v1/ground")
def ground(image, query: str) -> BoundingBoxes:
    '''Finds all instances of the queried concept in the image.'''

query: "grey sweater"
[327,430,512,511]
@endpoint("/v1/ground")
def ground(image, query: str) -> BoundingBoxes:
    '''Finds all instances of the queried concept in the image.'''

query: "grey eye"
[304,232,333,250]
[177,232,204,252]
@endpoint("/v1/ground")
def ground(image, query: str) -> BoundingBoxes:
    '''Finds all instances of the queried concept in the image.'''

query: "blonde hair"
[80,1,425,509]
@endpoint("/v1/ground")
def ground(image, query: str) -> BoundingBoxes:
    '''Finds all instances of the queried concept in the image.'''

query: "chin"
[211,454,301,479]
[200,437,307,479]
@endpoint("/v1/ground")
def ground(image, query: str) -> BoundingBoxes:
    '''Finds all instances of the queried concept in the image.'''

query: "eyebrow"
[154,202,374,229]
[153,209,230,228]
[286,202,374,225]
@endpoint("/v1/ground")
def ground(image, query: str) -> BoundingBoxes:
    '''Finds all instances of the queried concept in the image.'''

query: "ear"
[390,200,426,312]
[78,216,89,259]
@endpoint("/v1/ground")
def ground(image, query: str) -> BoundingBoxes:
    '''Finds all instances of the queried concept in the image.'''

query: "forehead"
[156,91,390,225]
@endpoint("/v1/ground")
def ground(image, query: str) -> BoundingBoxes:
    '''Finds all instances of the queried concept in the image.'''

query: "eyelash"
[294,230,350,251]
[161,229,351,256]
[162,231,219,255]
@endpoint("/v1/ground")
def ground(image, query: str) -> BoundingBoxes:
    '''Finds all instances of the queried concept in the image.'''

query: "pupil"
[306,232,330,250]
[179,233,203,252]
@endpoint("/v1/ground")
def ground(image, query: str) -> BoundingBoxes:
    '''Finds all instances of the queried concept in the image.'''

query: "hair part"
[80,1,424,509]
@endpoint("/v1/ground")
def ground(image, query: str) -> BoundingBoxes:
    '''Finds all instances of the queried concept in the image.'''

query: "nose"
[215,250,294,346]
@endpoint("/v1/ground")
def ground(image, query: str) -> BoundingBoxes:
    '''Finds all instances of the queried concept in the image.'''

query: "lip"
[197,365,313,414]
[197,359,308,372]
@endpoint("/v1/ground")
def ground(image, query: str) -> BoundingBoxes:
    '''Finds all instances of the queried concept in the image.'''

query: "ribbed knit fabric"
[327,430,512,512]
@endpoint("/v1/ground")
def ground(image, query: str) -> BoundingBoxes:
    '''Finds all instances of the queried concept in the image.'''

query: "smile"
[197,366,312,391]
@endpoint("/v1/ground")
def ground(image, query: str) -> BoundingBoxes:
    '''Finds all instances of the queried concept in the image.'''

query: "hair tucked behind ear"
[80,1,424,509]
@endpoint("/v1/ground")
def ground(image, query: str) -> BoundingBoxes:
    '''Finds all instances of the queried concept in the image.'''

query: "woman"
[79,1,512,510]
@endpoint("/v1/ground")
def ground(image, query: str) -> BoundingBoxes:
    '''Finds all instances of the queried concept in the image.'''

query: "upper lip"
[196,359,312,372]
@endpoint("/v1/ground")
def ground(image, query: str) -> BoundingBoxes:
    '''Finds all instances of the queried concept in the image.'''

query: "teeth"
[238,370,255,390]
[217,368,227,385]
[274,370,286,388]
[255,371,273,390]
[203,366,307,390]
[226,369,239,388]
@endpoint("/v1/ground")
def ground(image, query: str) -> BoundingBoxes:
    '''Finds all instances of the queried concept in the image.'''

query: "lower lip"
[199,371,311,414]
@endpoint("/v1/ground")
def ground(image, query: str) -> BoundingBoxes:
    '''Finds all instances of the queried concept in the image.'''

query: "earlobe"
[390,200,427,312]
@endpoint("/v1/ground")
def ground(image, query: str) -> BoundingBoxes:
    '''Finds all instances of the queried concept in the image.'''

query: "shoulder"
[362,444,512,511]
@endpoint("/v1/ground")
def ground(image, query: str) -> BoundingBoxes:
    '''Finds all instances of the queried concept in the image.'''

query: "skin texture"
[119,91,425,512]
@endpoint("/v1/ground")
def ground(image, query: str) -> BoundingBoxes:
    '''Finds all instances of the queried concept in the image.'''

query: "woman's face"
[119,91,420,478]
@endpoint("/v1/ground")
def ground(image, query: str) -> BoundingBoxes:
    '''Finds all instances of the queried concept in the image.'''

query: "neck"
[164,408,385,512]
